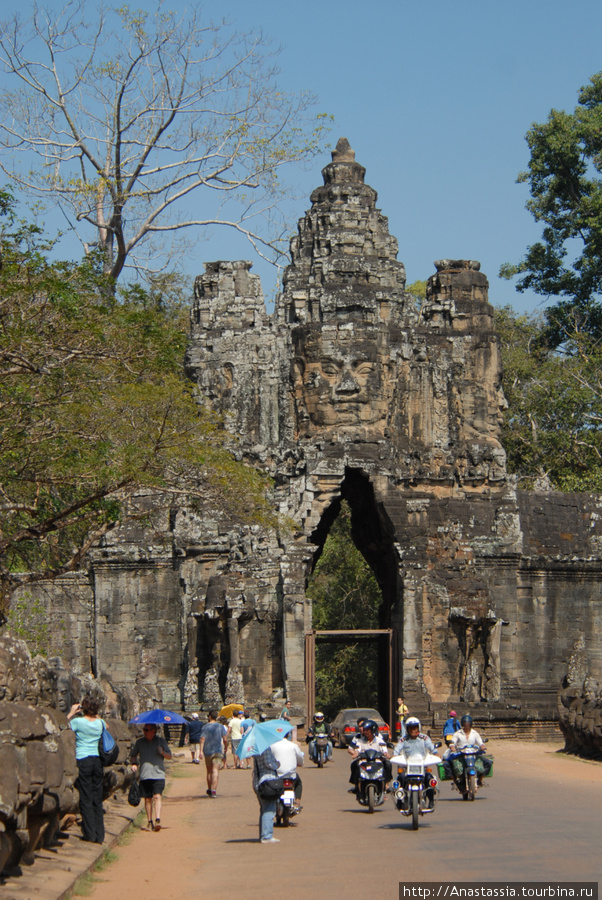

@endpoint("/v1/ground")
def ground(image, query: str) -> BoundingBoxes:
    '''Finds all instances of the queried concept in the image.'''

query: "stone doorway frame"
[304,628,397,731]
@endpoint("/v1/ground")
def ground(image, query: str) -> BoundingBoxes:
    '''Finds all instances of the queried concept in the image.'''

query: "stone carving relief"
[292,324,398,438]
[14,135,602,737]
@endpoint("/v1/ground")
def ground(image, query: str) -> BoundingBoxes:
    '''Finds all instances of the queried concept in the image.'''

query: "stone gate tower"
[37,138,602,729]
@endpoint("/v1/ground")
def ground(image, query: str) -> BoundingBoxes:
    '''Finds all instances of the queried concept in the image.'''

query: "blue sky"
[3,0,602,313]
[211,0,602,312]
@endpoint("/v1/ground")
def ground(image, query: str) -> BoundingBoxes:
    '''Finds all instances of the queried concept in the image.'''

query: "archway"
[305,468,403,730]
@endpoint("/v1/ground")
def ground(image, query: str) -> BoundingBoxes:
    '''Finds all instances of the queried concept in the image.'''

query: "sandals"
[147,820,154,831]
[154,819,161,831]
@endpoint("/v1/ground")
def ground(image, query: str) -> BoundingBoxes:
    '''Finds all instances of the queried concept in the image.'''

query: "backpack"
[98,723,119,766]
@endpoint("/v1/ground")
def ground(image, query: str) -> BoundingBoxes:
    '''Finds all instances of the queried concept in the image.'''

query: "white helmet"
[314,711,324,720]
[405,716,421,729]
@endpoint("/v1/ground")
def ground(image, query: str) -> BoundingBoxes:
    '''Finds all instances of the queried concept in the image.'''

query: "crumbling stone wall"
[557,637,602,758]
[0,632,139,874]
[14,138,602,730]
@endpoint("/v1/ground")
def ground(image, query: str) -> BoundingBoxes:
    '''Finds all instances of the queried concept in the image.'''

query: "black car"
[330,708,390,748]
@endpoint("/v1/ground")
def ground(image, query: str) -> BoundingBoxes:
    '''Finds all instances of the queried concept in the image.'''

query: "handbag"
[98,722,119,766]
[127,777,141,807]
[257,776,284,799]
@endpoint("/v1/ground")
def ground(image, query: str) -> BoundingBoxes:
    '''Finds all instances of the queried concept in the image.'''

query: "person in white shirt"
[347,719,391,790]
[450,714,491,781]
[271,736,304,802]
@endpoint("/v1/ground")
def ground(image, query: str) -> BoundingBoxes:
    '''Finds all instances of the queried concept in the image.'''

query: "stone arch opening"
[307,467,402,724]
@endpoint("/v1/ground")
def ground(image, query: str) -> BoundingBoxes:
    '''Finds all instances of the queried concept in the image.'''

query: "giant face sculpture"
[292,324,396,436]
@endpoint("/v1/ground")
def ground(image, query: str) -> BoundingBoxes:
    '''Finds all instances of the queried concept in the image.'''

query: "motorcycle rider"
[348,719,392,792]
[393,716,439,807]
[393,716,436,754]
[305,711,333,763]
[271,734,304,803]
[450,714,492,783]
[442,709,461,746]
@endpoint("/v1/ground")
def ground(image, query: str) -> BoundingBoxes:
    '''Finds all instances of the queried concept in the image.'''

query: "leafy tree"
[406,279,427,314]
[308,501,382,719]
[500,71,602,347]
[0,2,330,282]
[0,193,272,616]
[495,305,602,491]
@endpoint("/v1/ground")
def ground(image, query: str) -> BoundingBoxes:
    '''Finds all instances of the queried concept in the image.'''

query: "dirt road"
[81,740,601,900]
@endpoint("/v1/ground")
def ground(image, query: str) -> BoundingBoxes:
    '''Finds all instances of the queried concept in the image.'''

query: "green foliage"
[308,502,381,719]
[496,305,602,490]
[0,195,273,614]
[407,279,427,302]
[501,71,602,347]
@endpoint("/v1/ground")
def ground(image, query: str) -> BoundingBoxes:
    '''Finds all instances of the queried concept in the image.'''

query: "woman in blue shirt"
[68,695,105,844]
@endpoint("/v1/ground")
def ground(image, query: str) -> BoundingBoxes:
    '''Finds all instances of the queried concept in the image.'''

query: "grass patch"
[117,816,144,845]
[71,872,98,896]
[94,848,118,872]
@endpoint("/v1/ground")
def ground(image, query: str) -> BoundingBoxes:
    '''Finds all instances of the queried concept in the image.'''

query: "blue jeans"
[309,739,332,760]
[258,794,277,841]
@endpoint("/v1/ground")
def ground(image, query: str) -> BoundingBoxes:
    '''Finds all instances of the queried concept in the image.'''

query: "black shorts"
[139,778,165,798]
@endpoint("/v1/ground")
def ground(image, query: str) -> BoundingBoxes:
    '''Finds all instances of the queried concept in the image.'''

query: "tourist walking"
[240,711,256,769]
[199,709,228,797]
[130,723,172,831]
[68,695,105,844]
[187,712,203,763]
[252,737,303,844]
[228,711,244,768]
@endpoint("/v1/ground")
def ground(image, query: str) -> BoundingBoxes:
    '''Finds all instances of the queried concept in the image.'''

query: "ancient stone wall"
[0,633,136,874]
[11,137,602,730]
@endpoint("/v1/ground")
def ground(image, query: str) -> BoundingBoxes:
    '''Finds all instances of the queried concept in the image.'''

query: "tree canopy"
[0,192,272,616]
[496,305,602,491]
[0,2,330,282]
[501,71,602,348]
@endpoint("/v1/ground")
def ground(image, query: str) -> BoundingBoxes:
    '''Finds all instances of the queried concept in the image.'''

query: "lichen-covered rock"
[0,633,142,874]
[558,677,602,759]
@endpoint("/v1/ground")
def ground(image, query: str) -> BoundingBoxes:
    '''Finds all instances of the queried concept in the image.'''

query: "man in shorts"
[187,712,204,763]
[130,723,172,831]
[199,709,228,797]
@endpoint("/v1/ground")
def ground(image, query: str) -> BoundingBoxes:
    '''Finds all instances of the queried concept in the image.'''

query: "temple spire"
[321,136,366,185]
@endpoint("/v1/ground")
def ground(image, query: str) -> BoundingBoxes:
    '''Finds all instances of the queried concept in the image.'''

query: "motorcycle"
[448,742,490,801]
[354,749,388,813]
[275,776,302,827]
[390,744,441,830]
[309,733,332,768]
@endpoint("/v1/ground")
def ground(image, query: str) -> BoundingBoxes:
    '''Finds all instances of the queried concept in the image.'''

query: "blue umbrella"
[237,718,293,759]
[129,709,188,726]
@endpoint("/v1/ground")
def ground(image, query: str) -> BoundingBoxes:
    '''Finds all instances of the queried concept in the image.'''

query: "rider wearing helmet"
[393,716,436,755]
[393,716,439,808]
[450,714,492,782]
[348,719,392,791]
[305,712,333,762]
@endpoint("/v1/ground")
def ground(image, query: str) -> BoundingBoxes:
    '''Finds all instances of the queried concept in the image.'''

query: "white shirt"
[350,734,388,755]
[270,738,304,776]
[451,728,484,750]
[229,717,242,740]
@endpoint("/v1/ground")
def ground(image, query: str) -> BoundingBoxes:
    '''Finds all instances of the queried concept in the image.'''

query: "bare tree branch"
[0,1,330,282]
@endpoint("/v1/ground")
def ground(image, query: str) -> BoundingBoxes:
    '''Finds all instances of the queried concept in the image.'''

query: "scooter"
[275,776,302,827]
[354,749,388,813]
[309,733,332,768]
[390,744,441,830]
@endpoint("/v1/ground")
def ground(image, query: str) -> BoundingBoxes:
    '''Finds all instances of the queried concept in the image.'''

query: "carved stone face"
[293,325,395,434]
